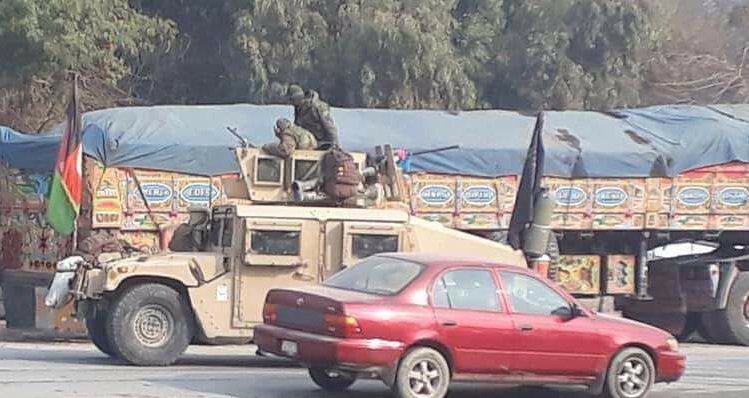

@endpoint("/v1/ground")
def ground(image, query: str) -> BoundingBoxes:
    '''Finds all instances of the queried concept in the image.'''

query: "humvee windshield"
[323,256,423,296]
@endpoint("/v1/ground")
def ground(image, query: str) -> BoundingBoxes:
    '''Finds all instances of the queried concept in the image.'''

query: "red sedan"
[255,253,685,398]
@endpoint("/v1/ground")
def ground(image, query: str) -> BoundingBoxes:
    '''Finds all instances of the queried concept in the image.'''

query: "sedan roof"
[378,252,523,271]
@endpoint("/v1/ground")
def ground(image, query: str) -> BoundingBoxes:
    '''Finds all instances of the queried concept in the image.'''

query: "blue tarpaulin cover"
[1,104,749,177]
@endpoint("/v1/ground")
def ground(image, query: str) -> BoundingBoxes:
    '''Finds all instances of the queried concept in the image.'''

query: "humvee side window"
[210,218,222,246]
[352,234,399,259]
[250,230,301,256]
[294,159,318,181]
[256,157,283,184]
[221,217,234,248]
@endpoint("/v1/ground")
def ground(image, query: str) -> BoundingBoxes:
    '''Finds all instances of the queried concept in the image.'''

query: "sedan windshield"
[324,256,423,295]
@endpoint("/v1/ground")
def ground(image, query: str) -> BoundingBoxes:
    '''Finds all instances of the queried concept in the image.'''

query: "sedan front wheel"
[603,347,655,398]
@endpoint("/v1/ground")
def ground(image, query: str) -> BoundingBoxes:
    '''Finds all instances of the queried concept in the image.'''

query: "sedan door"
[498,271,609,379]
[431,268,516,375]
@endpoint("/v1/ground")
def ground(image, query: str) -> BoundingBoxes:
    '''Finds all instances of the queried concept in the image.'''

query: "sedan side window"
[500,272,569,316]
[433,269,501,312]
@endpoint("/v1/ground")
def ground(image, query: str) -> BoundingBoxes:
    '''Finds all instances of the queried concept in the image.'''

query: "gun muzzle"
[361,166,378,178]
[292,178,321,202]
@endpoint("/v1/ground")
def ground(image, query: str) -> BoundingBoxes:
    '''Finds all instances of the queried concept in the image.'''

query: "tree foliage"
[0,0,746,132]
[0,0,174,131]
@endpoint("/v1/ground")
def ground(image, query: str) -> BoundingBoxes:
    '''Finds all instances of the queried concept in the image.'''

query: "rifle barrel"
[411,145,460,156]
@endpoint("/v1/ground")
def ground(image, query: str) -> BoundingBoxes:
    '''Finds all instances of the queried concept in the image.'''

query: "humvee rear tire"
[701,272,749,346]
[106,283,194,366]
[86,312,116,358]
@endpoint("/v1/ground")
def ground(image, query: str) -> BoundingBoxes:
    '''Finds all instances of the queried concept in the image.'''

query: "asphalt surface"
[0,342,747,398]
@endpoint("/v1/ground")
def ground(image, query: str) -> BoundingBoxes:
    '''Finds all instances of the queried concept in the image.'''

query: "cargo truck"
[2,103,749,354]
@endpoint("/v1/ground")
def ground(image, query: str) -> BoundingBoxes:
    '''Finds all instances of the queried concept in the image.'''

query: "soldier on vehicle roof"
[262,117,317,158]
[288,84,339,148]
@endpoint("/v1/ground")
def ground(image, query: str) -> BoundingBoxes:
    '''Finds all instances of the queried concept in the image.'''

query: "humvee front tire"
[106,283,194,366]
[86,312,116,358]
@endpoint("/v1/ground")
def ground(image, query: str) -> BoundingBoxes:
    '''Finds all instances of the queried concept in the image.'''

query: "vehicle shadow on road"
[152,376,590,398]
[2,344,298,368]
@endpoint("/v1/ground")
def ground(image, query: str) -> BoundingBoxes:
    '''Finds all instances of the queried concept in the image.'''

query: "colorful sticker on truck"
[554,186,587,207]
[677,187,710,206]
[179,183,220,204]
[718,187,749,206]
[140,182,173,204]
[461,185,496,206]
[418,185,454,205]
[594,187,628,207]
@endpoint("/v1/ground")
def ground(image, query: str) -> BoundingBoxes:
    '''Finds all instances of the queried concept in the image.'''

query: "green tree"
[0,0,174,85]
[231,0,476,109]
[0,0,175,131]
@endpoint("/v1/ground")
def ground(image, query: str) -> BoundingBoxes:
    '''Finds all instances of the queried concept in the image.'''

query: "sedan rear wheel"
[394,347,450,398]
[603,348,655,398]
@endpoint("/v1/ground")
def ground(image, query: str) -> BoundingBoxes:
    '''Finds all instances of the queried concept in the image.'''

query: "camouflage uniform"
[74,230,135,265]
[169,207,210,252]
[262,118,318,158]
[288,86,339,147]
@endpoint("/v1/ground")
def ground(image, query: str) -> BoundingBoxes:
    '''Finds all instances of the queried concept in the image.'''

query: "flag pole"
[71,73,80,251]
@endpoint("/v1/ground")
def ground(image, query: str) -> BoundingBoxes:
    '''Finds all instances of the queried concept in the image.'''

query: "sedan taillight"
[324,314,361,337]
[263,303,277,324]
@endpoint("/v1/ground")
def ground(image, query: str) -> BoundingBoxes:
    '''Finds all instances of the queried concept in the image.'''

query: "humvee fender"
[101,253,226,292]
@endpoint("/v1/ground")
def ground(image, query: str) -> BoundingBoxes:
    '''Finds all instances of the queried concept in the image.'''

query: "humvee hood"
[408,217,526,267]
[104,252,225,288]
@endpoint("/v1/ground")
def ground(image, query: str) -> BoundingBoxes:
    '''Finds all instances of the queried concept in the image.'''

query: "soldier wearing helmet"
[262,117,318,158]
[288,84,339,148]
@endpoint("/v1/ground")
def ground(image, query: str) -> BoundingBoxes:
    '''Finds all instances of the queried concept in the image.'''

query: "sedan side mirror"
[552,303,583,321]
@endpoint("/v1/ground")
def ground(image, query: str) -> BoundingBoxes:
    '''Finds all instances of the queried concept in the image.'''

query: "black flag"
[507,112,545,250]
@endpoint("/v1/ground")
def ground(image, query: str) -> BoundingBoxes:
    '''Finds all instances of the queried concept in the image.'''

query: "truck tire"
[600,347,655,398]
[86,312,116,358]
[106,283,194,366]
[701,272,749,346]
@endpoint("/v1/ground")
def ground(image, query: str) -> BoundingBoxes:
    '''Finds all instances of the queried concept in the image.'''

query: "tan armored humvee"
[54,147,525,366]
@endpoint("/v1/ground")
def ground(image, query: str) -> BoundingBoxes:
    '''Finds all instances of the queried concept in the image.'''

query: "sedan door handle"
[441,320,458,327]
[518,324,534,332]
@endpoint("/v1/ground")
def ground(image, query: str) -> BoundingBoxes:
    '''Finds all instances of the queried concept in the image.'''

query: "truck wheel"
[106,283,194,366]
[308,368,356,392]
[702,272,749,346]
[86,313,116,358]
[393,347,450,398]
[601,347,655,398]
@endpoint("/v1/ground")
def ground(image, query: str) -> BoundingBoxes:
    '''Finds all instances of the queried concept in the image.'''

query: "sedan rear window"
[324,256,423,296]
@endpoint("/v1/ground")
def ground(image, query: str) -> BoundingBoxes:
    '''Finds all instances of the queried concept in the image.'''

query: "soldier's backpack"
[322,148,362,200]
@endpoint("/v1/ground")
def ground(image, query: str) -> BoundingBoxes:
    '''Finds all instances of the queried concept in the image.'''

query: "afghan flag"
[46,77,82,236]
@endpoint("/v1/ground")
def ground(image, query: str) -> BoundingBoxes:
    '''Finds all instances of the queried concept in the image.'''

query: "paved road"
[0,342,747,398]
